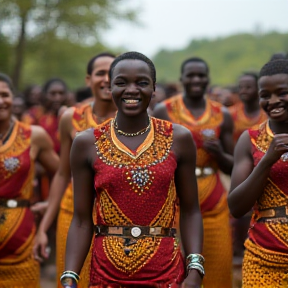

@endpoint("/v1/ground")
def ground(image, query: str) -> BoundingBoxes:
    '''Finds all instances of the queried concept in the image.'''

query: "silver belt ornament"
[195,167,215,177]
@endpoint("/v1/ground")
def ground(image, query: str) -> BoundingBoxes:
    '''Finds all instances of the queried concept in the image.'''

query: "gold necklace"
[113,116,151,137]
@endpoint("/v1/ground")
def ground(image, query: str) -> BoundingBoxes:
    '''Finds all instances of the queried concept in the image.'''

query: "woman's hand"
[181,269,203,288]
[33,230,50,262]
[30,201,48,215]
[263,134,288,165]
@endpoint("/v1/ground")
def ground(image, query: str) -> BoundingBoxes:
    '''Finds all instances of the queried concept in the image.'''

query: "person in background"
[270,52,288,61]
[0,72,59,288]
[12,95,26,121]
[228,72,267,269]
[22,84,43,125]
[154,56,233,288]
[228,59,288,288]
[33,52,116,288]
[147,83,167,114]
[61,51,203,288]
[38,78,68,154]
[229,72,267,144]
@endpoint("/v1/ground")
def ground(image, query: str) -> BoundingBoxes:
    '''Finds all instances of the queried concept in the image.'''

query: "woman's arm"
[203,108,234,175]
[64,129,95,274]
[228,131,288,218]
[33,110,74,259]
[173,124,203,287]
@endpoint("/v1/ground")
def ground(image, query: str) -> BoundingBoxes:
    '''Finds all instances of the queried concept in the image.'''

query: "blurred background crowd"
[0,0,287,287]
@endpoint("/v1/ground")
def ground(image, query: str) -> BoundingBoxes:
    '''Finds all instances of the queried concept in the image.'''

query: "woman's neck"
[243,99,260,115]
[0,118,12,135]
[92,99,117,119]
[115,111,150,133]
[269,119,288,134]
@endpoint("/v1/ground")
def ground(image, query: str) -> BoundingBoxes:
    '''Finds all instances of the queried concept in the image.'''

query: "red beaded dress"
[243,121,288,287]
[89,117,185,287]
[0,121,40,287]
[163,95,232,288]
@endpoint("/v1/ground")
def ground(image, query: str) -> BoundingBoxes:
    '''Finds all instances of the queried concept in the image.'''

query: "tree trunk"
[12,13,27,89]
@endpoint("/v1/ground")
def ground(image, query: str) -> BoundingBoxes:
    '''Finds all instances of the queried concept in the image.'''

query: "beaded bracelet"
[186,253,205,266]
[187,263,205,278]
[186,253,205,278]
[60,270,80,288]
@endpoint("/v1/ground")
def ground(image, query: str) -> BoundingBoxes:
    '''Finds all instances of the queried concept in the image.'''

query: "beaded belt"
[195,166,216,178]
[94,225,177,238]
[257,205,288,222]
[0,199,30,208]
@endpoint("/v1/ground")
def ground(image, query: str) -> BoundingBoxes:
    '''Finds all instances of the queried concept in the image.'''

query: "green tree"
[0,0,136,88]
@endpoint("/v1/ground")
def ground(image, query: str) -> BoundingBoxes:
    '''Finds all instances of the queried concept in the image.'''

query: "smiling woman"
[61,52,204,288]
[228,59,288,288]
[0,73,59,288]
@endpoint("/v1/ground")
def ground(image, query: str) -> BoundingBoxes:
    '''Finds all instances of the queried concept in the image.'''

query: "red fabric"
[0,122,35,259]
[90,118,185,287]
[248,124,288,254]
[38,113,60,153]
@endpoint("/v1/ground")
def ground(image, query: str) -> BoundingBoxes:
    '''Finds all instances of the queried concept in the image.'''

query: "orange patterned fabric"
[229,102,267,144]
[89,118,184,287]
[57,103,101,288]
[243,122,288,287]
[0,121,40,288]
[164,95,232,288]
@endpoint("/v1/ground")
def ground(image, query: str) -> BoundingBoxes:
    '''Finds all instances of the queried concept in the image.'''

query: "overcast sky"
[101,0,288,57]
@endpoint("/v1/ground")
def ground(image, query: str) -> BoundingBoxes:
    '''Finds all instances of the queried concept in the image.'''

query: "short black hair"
[270,52,288,61]
[0,72,15,95]
[259,59,288,77]
[75,86,92,103]
[181,57,209,75]
[86,52,115,75]
[109,51,156,86]
[239,72,259,84]
[42,78,68,94]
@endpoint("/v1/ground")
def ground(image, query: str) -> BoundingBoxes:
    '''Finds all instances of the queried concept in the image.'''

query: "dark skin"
[66,59,203,288]
[153,61,234,175]
[238,75,261,117]
[33,56,116,260]
[228,73,288,218]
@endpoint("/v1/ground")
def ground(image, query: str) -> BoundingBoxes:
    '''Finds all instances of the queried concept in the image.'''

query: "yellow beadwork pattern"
[94,118,178,276]
[166,95,223,129]
[243,239,288,288]
[99,189,133,226]
[257,179,288,210]
[95,117,173,196]
[100,182,178,275]
[0,122,31,180]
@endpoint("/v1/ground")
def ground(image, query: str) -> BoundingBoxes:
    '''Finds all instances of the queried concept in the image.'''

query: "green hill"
[153,31,288,86]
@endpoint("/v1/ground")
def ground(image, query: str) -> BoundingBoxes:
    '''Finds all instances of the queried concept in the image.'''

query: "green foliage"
[0,0,136,88]
[0,34,12,74]
[153,32,288,86]
[22,35,117,90]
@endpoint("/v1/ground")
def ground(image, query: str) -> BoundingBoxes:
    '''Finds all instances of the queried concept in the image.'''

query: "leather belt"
[257,205,288,222]
[94,225,177,238]
[0,199,30,208]
[195,166,216,178]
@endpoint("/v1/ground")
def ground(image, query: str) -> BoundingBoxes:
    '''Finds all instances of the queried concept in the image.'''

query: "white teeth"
[271,107,284,113]
[124,99,139,104]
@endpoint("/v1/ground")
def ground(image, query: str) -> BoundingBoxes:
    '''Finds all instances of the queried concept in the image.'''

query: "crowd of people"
[0,50,288,288]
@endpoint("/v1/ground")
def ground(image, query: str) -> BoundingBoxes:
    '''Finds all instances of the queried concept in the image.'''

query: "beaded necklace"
[113,116,151,137]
